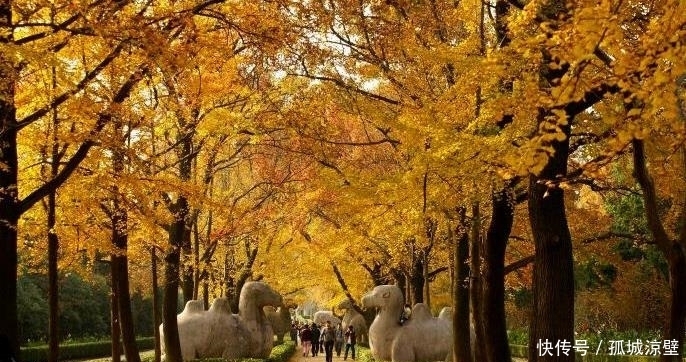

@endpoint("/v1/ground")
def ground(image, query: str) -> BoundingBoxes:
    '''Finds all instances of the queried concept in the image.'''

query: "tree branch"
[19,65,147,214]
[14,41,127,131]
[331,262,366,316]
[632,139,671,253]
[504,255,534,275]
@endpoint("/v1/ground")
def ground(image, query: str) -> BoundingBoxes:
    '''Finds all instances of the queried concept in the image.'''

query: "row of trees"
[0,1,684,362]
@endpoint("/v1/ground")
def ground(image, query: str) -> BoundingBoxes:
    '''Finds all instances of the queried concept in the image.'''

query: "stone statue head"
[361,285,403,311]
[240,281,283,309]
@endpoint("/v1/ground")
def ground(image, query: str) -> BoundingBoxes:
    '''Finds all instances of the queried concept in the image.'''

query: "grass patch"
[21,337,154,362]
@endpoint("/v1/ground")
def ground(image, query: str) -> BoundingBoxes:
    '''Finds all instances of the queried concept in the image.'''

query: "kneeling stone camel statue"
[160,281,282,361]
[362,285,452,362]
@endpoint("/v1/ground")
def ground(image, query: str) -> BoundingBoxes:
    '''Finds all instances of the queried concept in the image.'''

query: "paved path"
[286,344,353,362]
[285,344,527,362]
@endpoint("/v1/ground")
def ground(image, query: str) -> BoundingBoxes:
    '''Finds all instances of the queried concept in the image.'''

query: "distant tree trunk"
[392,269,407,301]
[111,221,141,362]
[423,251,431,309]
[527,122,574,362]
[46,189,62,362]
[192,221,201,300]
[230,241,258,312]
[47,191,60,362]
[633,139,686,362]
[202,282,209,310]
[163,118,195,362]
[151,247,161,362]
[108,120,141,362]
[111,290,122,362]
[411,256,424,305]
[162,197,188,362]
[181,226,194,304]
[452,208,471,362]
[482,189,514,362]
[46,64,62,362]
[469,202,485,362]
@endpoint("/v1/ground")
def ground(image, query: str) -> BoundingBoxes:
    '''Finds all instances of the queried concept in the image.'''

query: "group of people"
[290,321,356,362]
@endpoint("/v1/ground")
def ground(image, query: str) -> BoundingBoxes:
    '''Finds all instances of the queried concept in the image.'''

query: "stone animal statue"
[337,298,368,344]
[238,281,284,358]
[159,298,249,361]
[313,310,341,326]
[361,285,452,362]
[159,281,282,361]
[265,304,294,343]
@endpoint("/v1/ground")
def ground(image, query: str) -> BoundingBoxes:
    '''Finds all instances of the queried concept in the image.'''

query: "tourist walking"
[320,321,336,362]
[343,325,356,360]
[311,323,321,356]
[300,324,312,357]
[334,323,344,357]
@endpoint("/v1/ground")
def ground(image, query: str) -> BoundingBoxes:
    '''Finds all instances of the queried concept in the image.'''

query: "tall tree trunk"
[162,198,188,362]
[663,250,686,362]
[0,2,20,356]
[111,210,141,362]
[152,247,161,362]
[111,287,122,362]
[163,119,195,362]
[469,202,485,362]
[482,189,514,362]
[452,208,471,362]
[632,139,686,362]
[527,122,574,362]
[109,120,141,362]
[47,191,60,362]
[46,63,63,362]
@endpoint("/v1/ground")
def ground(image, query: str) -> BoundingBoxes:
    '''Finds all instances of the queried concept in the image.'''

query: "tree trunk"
[469,202,485,362]
[193,221,201,300]
[392,270,407,302]
[112,219,141,362]
[111,288,122,362]
[423,251,431,309]
[108,120,141,362]
[411,257,424,305]
[162,200,187,362]
[452,208,471,362]
[482,189,514,362]
[181,226,194,304]
[0,3,20,355]
[152,248,161,362]
[47,191,60,362]
[527,124,574,362]
[632,139,686,362]
[662,248,686,362]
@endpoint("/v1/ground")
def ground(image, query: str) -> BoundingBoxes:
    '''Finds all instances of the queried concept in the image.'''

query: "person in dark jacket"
[300,324,312,357]
[344,325,356,360]
[310,323,321,356]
